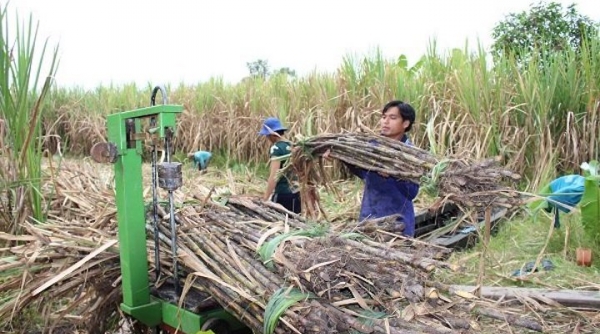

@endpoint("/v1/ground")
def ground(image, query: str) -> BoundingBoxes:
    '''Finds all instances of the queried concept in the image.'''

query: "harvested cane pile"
[0,162,121,334]
[166,197,460,334]
[0,162,598,333]
[289,132,523,212]
[169,197,595,334]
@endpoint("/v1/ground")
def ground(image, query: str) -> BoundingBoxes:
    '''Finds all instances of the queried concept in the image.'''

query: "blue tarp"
[547,174,585,213]
[544,174,585,228]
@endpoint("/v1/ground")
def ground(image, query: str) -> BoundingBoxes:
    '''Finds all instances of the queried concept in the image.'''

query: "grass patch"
[434,210,600,289]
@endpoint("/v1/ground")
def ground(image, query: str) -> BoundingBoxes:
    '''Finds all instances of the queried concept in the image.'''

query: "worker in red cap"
[258,117,301,214]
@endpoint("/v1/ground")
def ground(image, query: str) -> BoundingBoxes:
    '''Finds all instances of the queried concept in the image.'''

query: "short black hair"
[382,100,416,132]
[274,130,286,136]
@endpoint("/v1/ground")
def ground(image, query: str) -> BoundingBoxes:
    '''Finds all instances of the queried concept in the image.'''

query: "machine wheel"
[200,318,230,334]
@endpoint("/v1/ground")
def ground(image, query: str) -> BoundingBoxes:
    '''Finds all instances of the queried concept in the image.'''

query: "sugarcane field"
[2,1,600,334]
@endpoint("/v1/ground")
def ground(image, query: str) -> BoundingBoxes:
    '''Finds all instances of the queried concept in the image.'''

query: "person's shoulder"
[270,141,292,156]
[402,135,415,146]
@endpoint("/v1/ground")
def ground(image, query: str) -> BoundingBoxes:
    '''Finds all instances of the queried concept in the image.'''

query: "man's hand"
[378,171,389,178]
[322,149,332,160]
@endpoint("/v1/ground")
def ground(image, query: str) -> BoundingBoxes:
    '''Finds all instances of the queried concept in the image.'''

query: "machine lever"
[150,117,161,283]
[151,85,168,106]
[149,86,165,284]
[160,130,182,295]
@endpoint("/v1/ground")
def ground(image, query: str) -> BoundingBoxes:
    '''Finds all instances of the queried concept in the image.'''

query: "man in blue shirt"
[326,100,420,237]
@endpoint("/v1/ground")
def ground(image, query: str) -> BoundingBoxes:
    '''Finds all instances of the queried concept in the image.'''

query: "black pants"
[272,192,301,214]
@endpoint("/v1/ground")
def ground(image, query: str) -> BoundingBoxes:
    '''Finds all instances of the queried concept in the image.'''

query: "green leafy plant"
[257,227,327,268]
[0,3,59,234]
[263,287,312,334]
[491,1,598,65]
[579,160,600,245]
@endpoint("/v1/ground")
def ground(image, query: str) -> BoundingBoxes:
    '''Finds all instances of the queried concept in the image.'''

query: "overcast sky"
[7,0,600,89]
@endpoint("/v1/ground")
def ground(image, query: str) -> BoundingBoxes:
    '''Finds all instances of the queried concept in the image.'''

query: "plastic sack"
[546,174,585,213]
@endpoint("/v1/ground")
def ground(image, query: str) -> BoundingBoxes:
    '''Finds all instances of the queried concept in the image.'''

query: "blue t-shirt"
[346,135,420,237]
[192,151,212,170]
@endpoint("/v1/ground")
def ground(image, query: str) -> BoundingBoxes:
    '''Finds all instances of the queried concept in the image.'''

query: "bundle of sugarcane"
[168,196,556,333]
[158,201,472,334]
[289,132,523,210]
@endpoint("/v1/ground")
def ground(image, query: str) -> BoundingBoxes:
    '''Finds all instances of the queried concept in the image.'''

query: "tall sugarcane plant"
[0,3,59,234]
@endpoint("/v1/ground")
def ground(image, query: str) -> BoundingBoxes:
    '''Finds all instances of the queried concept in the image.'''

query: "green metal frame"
[107,105,178,326]
[106,103,246,333]
[158,298,243,333]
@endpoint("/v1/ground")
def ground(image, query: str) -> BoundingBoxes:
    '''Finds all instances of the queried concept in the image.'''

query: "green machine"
[91,86,249,334]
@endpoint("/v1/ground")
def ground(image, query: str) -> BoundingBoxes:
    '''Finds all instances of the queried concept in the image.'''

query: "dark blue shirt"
[346,135,420,237]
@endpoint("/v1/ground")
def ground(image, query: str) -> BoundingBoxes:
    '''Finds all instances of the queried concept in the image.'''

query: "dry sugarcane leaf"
[453,289,479,300]
[256,225,284,252]
[401,305,416,321]
[301,258,340,273]
[347,284,370,310]
[32,239,118,296]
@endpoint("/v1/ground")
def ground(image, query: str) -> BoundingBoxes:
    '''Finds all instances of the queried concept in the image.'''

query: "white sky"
[6,0,600,89]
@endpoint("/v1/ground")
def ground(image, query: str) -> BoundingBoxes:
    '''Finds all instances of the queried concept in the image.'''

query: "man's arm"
[263,160,281,201]
[344,162,366,179]
[398,180,419,200]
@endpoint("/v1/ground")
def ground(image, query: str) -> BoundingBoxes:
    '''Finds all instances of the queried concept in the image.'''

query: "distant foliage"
[247,59,270,79]
[247,59,296,78]
[274,67,296,77]
[491,1,598,63]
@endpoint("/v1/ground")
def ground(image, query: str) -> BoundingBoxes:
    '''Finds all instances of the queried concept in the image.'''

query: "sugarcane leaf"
[580,160,600,177]
[258,231,307,269]
[401,305,416,322]
[255,225,284,252]
[349,309,388,334]
[420,160,449,197]
[340,232,365,240]
[263,287,311,334]
[426,116,438,156]
[257,227,326,268]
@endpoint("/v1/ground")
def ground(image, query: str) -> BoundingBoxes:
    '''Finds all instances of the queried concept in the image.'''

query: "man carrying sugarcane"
[325,100,420,237]
[259,117,302,214]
